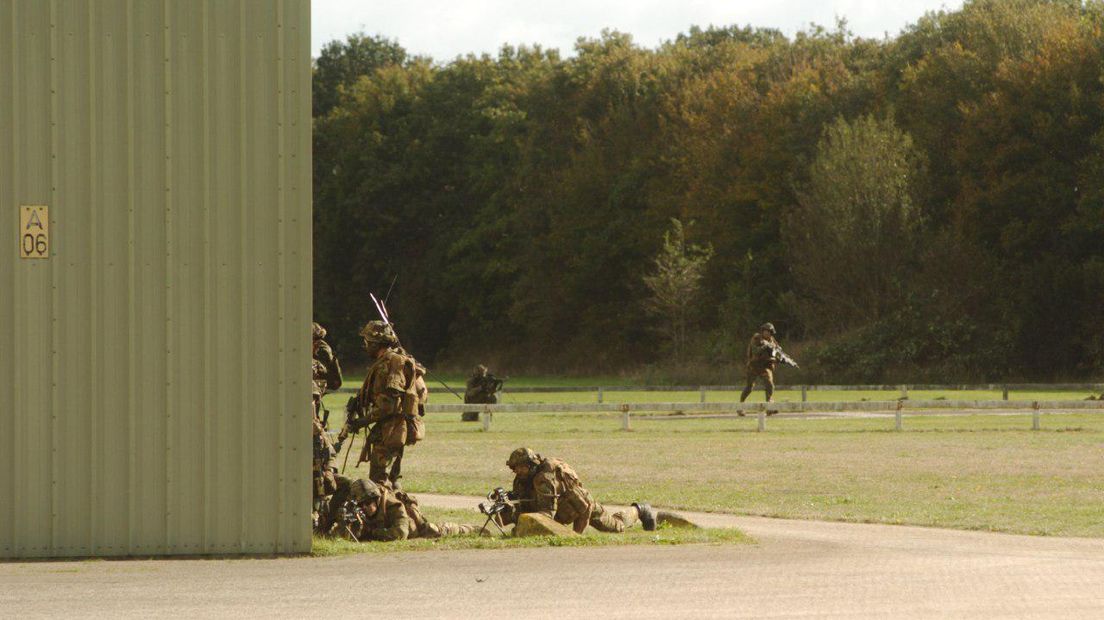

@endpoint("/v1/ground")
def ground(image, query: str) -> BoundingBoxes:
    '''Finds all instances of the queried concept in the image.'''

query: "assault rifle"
[486,373,506,395]
[478,487,518,536]
[760,341,799,369]
[336,499,367,542]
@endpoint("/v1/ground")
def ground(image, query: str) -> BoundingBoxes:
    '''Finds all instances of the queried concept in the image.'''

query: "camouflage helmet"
[474,364,488,376]
[312,322,326,340]
[348,478,382,503]
[359,320,398,346]
[759,322,776,334]
[506,447,540,469]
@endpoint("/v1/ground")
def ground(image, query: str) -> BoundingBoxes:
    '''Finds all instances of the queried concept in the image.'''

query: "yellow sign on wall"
[19,205,49,259]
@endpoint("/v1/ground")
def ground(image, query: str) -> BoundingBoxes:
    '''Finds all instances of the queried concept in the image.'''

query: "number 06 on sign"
[19,205,49,259]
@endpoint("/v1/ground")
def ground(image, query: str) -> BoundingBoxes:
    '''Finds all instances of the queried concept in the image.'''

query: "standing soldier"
[739,322,796,414]
[311,322,343,526]
[497,447,656,534]
[344,320,427,488]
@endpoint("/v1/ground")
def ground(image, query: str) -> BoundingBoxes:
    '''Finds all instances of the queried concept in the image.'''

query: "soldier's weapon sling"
[340,427,357,474]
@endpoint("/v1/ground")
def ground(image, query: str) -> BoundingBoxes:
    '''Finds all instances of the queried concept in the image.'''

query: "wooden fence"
[423,398,1104,432]
[388,382,1104,402]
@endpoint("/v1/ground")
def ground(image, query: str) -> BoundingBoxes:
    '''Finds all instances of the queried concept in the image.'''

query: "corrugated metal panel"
[0,0,312,558]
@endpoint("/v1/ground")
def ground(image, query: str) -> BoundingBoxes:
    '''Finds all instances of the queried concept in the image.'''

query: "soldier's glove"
[346,417,371,432]
[333,440,344,454]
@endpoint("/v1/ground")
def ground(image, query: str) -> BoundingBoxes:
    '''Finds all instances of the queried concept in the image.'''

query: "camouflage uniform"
[462,365,502,422]
[321,476,476,541]
[312,323,342,509]
[350,321,427,487]
[740,323,779,403]
[500,448,654,534]
[464,365,502,404]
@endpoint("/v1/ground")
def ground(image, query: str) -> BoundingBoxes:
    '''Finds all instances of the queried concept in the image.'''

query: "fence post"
[597,387,603,404]
[895,400,903,432]
[1032,401,1040,431]
[700,386,706,403]
[1002,385,1009,401]
[801,385,808,402]
[757,411,766,433]
[900,385,908,400]
[482,407,492,432]
[621,404,631,431]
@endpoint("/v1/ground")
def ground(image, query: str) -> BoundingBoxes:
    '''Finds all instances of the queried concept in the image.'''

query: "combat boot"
[632,502,657,531]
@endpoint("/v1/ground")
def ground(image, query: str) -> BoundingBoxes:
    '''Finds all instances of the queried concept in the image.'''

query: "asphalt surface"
[2,495,1103,619]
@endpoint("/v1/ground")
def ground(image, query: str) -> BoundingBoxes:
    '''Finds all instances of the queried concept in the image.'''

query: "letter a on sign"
[19,205,50,259]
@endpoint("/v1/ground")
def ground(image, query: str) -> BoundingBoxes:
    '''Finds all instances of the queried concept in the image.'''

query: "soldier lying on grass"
[497,447,657,534]
[318,476,478,542]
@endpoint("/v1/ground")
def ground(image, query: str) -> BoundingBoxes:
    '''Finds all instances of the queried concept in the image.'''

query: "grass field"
[324,407,1104,538]
[310,506,751,556]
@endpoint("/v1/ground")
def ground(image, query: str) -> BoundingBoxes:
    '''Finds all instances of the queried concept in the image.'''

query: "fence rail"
[422,399,1104,432]
[338,382,1104,402]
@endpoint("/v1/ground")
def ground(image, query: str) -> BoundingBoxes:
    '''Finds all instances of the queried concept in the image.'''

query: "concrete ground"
[2,495,1102,619]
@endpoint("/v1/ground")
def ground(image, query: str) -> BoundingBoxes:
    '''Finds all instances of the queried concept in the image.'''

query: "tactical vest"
[362,349,428,449]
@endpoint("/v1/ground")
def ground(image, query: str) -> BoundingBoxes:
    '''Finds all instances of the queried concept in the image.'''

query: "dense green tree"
[784,115,926,333]
[313,34,408,117]
[312,0,1104,380]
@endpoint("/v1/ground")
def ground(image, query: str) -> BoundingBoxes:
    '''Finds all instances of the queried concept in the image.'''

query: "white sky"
[312,0,966,60]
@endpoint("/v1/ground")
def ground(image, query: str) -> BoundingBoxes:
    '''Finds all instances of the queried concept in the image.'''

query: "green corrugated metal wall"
[0,0,312,558]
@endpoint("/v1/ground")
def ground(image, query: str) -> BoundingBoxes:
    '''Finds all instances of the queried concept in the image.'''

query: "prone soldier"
[496,447,656,534]
[319,476,477,541]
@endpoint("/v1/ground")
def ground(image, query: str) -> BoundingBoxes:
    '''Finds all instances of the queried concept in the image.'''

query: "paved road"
[2,496,1102,619]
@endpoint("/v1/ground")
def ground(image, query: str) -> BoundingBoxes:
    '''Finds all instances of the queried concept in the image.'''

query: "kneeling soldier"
[320,476,477,542]
[500,447,656,534]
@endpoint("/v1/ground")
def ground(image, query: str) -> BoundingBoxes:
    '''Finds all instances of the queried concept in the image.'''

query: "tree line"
[313,0,1104,382]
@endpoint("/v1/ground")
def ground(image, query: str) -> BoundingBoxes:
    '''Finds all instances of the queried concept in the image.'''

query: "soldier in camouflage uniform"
[319,476,477,541]
[340,320,427,488]
[462,364,503,421]
[465,365,503,404]
[498,448,656,534]
[739,322,780,410]
[311,322,343,525]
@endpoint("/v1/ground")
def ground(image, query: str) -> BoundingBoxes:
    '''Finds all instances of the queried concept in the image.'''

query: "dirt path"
[2,495,1102,619]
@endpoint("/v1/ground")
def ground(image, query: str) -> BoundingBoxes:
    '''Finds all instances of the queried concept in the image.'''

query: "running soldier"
[739,322,794,413]
[497,448,656,534]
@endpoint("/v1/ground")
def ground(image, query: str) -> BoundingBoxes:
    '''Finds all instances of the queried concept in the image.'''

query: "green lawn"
[327,410,1104,538]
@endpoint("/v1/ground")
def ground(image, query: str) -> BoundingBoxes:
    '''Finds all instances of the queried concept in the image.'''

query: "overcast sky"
[312,0,965,60]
